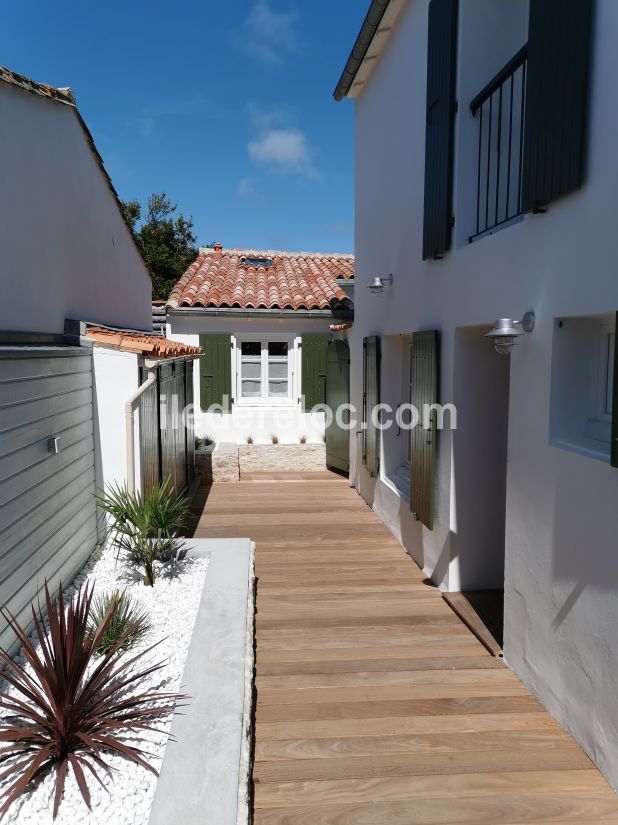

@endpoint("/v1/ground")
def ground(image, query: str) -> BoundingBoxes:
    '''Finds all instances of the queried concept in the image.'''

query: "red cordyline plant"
[0,582,185,819]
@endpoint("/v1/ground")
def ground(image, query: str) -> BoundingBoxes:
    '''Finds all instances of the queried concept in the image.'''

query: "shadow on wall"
[549,447,618,628]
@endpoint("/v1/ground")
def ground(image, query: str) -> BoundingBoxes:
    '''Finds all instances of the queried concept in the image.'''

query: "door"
[326,339,350,474]
[139,361,195,498]
[138,366,159,495]
[159,361,188,497]
[450,325,510,651]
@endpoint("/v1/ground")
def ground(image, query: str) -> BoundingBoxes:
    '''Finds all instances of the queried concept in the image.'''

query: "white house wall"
[92,347,140,493]
[167,314,334,445]
[0,83,152,334]
[351,0,618,787]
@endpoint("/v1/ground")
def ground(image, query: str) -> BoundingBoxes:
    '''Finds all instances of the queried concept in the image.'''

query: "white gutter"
[166,307,353,320]
[125,370,156,495]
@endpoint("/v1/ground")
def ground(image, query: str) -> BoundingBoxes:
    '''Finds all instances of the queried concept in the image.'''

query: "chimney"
[213,243,223,253]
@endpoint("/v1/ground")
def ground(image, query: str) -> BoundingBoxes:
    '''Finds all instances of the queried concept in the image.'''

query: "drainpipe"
[125,371,156,495]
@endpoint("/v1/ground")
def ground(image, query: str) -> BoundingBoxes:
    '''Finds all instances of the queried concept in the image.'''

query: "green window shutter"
[521,0,594,213]
[610,312,618,467]
[363,336,381,476]
[301,334,329,410]
[199,334,232,411]
[409,330,439,529]
[422,0,458,261]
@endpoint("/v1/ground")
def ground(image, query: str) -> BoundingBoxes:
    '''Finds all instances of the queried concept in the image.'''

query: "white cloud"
[237,177,255,198]
[234,0,298,65]
[128,96,208,137]
[248,128,318,178]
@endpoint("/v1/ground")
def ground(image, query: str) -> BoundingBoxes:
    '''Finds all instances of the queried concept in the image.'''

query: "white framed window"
[596,323,614,422]
[236,336,295,405]
[550,314,616,461]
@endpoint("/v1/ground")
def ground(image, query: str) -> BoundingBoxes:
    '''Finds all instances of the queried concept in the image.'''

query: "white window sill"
[381,466,410,502]
[234,400,297,408]
[550,436,610,464]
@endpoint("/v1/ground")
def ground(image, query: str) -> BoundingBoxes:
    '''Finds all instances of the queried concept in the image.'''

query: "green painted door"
[301,334,329,410]
[326,339,350,474]
[199,334,232,411]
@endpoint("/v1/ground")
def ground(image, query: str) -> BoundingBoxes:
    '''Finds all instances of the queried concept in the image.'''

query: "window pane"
[241,361,261,380]
[269,361,287,379]
[268,341,288,357]
[241,341,261,357]
[242,380,261,398]
[269,380,288,397]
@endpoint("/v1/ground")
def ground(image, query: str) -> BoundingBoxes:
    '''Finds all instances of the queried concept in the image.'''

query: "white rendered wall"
[351,0,618,787]
[0,84,152,334]
[92,347,141,493]
[166,314,333,445]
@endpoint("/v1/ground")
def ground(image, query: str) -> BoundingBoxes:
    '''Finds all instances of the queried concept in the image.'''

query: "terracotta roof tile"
[167,248,354,312]
[85,326,201,358]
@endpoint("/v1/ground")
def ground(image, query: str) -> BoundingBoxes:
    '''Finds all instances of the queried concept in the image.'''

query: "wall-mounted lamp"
[368,274,393,296]
[485,311,535,355]
[47,436,62,455]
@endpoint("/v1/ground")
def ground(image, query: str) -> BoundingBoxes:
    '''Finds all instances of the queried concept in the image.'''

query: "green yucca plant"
[95,478,190,586]
[0,582,185,819]
[87,590,150,656]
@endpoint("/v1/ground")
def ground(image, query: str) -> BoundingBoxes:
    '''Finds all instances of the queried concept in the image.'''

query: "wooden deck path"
[190,470,618,824]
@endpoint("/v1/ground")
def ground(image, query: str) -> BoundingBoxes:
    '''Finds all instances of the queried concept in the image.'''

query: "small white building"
[336,0,618,788]
[166,245,354,452]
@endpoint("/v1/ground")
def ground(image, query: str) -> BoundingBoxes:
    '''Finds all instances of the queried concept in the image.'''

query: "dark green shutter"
[521,0,594,213]
[409,330,439,530]
[363,336,380,477]
[609,312,618,467]
[422,0,458,261]
[199,334,232,411]
[301,334,329,410]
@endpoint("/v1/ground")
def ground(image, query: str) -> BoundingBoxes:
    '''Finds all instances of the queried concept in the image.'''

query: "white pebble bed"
[1,543,209,825]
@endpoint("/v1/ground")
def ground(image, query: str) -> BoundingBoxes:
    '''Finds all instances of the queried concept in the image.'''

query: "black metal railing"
[469,45,528,242]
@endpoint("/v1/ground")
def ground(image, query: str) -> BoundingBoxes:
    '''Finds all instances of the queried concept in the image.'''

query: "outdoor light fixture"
[485,311,535,355]
[368,274,393,295]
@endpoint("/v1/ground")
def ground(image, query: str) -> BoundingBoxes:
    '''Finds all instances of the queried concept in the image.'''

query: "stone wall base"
[196,443,327,480]
[196,444,240,482]
[239,443,326,472]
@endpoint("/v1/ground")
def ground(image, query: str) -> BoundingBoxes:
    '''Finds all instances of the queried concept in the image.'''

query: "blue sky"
[1,1,365,254]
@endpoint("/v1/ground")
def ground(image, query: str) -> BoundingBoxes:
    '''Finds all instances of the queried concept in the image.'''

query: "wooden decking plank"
[256,666,522,690]
[257,655,502,676]
[256,626,472,648]
[256,643,489,665]
[254,770,608,808]
[255,729,578,762]
[256,682,530,706]
[256,712,557,741]
[252,748,594,784]
[252,796,618,824]
[255,695,546,723]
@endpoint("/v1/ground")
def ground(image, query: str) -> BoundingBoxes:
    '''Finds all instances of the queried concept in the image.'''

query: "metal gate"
[138,360,195,497]
[325,339,350,474]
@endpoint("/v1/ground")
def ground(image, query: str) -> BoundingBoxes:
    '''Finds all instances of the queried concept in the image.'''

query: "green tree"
[122,193,198,300]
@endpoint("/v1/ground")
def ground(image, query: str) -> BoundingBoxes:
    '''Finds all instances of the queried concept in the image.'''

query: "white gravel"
[0,543,209,825]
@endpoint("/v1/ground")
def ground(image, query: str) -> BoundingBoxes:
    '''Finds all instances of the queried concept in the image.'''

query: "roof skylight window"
[241,256,272,268]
